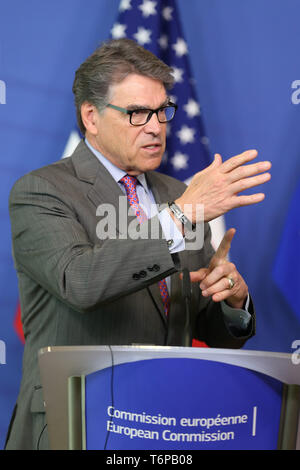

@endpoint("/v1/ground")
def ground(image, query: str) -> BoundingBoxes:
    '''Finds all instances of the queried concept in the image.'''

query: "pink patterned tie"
[120,174,170,316]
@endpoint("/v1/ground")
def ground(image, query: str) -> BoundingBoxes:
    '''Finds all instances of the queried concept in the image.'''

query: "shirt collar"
[85,138,150,193]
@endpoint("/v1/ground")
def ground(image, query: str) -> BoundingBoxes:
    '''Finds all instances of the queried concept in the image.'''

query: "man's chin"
[144,157,163,172]
[135,154,163,174]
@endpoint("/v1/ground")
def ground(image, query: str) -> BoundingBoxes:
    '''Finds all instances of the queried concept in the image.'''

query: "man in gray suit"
[6,39,271,449]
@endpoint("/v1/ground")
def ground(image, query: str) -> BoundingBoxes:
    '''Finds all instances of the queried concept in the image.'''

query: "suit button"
[139,270,147,278]
[153,264,160,272]
[147,266,153,272]
[132,273,140,280]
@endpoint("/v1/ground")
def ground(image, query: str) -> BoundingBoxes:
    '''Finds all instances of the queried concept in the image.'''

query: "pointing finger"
[213,228,236,261]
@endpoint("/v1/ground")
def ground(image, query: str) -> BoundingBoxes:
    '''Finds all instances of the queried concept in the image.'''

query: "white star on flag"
[171,151,189,170]
[201,136,210,146]
[158,34,168,49]
[119,0,132,12]
[171,66,184,83]
[111,23,127,39]
[139,0,157,17]
[184,99,201,118]
[133,26,152,45]
[176,125,196,144]
[172,38,188,57]
[162,6,173,21]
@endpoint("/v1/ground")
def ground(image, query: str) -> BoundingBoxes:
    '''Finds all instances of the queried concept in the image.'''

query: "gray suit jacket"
[6,141,255,449]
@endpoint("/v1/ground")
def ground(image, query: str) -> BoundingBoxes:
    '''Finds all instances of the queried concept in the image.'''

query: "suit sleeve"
[9,173,178,313]
[195,296,255,349]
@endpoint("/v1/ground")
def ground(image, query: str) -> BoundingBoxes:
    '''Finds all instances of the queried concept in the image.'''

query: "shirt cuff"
[221,294,252,335]
[244,293,250,311]
[158,207,185,253]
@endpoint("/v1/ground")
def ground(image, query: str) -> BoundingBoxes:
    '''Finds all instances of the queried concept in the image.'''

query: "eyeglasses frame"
[106,102,178,126]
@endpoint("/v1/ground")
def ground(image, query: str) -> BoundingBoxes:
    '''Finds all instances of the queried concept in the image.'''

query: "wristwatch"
[168,201,195,231]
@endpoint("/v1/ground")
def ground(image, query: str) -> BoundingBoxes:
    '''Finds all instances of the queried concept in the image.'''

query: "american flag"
[111,0,211,182]
[112,0,213,348]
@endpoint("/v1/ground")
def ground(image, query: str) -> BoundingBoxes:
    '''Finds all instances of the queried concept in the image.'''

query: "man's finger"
[231,172,271,195]
[220,149,258,174]
[234,192,266,206]
[200,262,236,291]
[188,268,209,283]
[213,228,236,261]
[228,160,271,184]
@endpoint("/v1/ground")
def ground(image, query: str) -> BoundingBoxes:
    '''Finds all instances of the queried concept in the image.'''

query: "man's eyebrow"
[126,98,170,111]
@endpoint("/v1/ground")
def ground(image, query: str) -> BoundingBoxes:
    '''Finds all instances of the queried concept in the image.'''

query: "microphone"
[182,268,192,347]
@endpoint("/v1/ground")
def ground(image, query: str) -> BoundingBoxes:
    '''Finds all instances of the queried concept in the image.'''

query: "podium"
[38,346,300,450]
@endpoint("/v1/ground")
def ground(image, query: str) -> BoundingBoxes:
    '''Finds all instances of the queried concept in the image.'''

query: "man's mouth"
[142,143,162,151]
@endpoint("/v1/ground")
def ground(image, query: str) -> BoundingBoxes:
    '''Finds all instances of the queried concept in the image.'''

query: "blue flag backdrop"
[273,181,300,321]
[1,0,300,449]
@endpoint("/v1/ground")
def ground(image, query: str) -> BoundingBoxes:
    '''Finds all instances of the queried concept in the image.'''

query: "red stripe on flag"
[192,339,209,348]
[14,302,25,344]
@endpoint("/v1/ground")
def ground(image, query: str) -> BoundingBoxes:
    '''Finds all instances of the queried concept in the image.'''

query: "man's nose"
[143,112,162,135]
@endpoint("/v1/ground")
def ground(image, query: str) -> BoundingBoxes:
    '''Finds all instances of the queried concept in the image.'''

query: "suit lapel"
[72,140,132,236]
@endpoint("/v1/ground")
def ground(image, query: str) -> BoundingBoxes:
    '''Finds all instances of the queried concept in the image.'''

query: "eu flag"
[273,181,300,320]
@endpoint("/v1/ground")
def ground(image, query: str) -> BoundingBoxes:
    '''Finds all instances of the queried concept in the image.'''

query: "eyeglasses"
[106,102,178,126]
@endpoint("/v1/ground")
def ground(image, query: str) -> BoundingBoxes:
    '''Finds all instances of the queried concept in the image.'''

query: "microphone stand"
[182,268,192,347]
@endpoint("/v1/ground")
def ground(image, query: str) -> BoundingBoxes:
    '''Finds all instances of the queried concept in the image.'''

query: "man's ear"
[80,102,99,135]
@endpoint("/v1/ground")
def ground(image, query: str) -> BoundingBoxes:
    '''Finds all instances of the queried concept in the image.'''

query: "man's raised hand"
[175,149,271,223]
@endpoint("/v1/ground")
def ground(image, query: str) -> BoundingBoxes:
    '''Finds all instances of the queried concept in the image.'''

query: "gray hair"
[72,38,174,134]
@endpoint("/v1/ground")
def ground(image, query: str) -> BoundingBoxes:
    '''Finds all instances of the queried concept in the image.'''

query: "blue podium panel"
[85,358,283,450]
